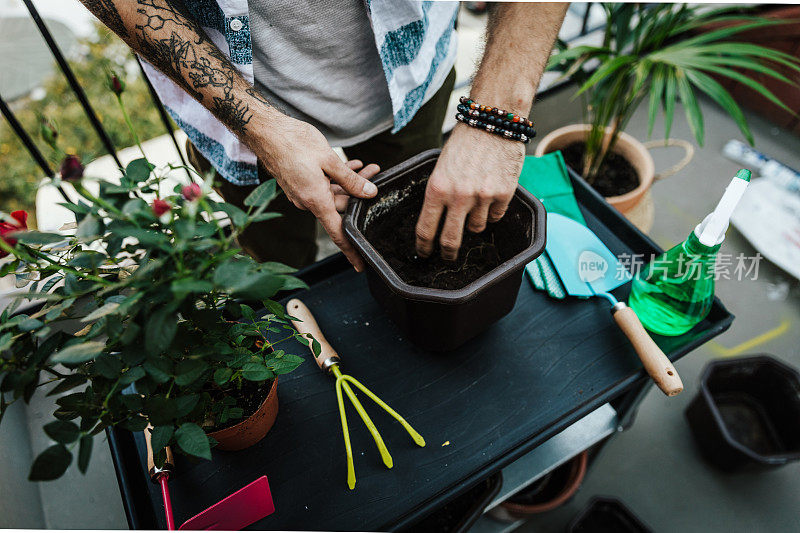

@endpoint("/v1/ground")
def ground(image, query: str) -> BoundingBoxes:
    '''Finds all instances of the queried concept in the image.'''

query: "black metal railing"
[0,0,188,185]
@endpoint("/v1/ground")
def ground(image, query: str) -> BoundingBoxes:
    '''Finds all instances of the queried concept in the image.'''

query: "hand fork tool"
[287,298,426,490]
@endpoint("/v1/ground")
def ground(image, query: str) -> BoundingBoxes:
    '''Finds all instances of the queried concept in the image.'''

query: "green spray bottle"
[630,169,751,336]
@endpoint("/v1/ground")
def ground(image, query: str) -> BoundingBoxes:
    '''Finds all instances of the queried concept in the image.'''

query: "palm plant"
[548,4,800,183]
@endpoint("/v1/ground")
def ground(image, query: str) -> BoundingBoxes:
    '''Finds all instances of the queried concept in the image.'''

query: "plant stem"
[27,247,108,284]
[74,183,124,217]
[36,377,61,388]
[117,95,147,160]
[43,367,66,378]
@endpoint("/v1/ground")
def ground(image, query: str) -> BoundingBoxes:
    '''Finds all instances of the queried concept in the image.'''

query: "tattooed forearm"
[133,0,258,134]
[82,0,273,137]
[246,87,271,108]
[82,0,128,38]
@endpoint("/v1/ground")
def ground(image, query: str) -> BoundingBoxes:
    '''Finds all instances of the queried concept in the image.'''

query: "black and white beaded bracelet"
[455,111,534,144]
[455,97,536,144]
[456,104,536,138]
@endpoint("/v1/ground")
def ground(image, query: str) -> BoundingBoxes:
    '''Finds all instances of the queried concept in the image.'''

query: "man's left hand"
[415,123,525,261]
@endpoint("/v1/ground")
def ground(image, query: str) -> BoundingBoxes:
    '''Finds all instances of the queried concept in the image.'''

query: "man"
[81,0,567,270]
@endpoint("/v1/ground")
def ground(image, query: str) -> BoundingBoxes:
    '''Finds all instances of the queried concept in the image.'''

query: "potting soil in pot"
[362,169,531,290]
[205,378,274,432]
[562,142,639,197]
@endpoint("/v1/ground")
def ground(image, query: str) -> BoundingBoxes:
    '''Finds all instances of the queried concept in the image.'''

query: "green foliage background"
[0,23,175,220]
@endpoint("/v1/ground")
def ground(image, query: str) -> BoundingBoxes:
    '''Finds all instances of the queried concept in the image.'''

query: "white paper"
[731,178,800,280]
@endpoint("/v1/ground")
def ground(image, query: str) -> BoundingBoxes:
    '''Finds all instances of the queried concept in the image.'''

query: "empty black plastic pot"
[344,149,546,351]
[685,355,800,471]
[567,497,651,533]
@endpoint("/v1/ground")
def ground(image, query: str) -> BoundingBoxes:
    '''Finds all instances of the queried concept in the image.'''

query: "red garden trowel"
[544,213,683,396]
[144,428,275,530]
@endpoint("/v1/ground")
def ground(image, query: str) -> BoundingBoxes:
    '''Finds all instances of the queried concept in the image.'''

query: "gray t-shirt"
[248,0,394,147]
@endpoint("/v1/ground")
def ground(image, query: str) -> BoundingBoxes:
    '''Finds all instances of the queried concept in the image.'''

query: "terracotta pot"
[207,378,279,451]
[534,124,655,214]
[492,451,588,520]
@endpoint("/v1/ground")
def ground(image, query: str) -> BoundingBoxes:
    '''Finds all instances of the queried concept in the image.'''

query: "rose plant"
[0,79,317,481]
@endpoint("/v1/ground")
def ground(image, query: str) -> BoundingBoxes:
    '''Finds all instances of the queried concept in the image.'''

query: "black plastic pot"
[685,355,800,471]
[404,472,502,533]
[567,497,651,533]
[344,149,546,351]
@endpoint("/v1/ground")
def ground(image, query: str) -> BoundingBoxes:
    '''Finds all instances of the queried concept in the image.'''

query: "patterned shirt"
[140,0,459,185]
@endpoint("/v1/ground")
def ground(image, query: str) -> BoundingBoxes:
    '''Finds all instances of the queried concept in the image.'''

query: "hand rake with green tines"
[287,299,425,489]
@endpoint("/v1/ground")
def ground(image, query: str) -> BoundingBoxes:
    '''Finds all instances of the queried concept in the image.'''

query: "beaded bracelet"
[456,97,536,143]
[455,112,531,143]
[459,97,535,129]
[456,104,536,138]
[456,102,536,144]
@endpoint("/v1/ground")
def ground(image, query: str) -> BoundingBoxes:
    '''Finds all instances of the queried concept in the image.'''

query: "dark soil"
[204,378,272,433]
[361,169,531,290]
[561,142,639,197]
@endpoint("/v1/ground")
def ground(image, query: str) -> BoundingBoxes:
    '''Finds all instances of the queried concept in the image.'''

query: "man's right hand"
[254,115,380,272]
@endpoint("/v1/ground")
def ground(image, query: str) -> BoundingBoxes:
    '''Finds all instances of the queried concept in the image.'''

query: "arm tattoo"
[83,0,129,38]
[134,0,255,134]
[246,87,271,107]
[89,0,271,136]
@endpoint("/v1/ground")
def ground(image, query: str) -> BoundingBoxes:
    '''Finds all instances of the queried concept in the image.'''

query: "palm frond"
[669,6,765,36]
[647,65,665,138]
[546,46,610,70]
[676,70,704,145]
[663,70,678,140]
[553,3,800,177]
[685,70,753,144]
[668,19,782,49]
[699,43,800,74]
[575,55,636,96]
[694,64,797,115]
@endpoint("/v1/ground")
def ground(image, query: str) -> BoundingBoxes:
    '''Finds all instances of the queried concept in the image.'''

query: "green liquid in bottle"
[629,231,721,336]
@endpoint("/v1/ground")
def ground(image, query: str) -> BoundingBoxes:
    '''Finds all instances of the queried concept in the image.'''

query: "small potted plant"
[537,4,800,218]
[0,75,312,481]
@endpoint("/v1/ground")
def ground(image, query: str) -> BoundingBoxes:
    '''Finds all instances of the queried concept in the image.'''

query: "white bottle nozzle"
[694,169,751,246]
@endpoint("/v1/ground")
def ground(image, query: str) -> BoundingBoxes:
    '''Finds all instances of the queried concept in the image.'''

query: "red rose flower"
[152,199,172,217]
[59,155,84,182]
[0,210,29,258]
[181,183,203,202]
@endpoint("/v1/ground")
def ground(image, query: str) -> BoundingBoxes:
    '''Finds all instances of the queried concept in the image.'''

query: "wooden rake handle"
[612,303,683,396]
[287,298,340,371]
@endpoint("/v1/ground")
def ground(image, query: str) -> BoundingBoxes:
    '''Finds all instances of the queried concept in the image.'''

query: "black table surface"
[108,172,733,531]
